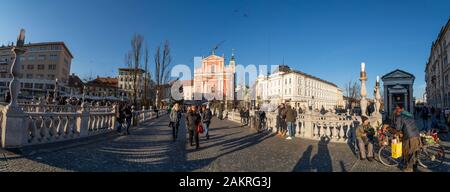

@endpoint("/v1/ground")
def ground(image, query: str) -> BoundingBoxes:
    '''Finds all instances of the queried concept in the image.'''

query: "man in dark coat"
[394,105,421,172]
[186,105,201,149]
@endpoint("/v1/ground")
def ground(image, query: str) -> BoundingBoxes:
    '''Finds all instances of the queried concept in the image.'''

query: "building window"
[40,47,47,51]
[27,65,34,70]
[48,74,55,80]
[19,56,25,61]
[48,64,56,70]
[26,74,33,79]
[35,83,43,89]
[37,64,45,70]
[36,74,44,79]
[28,55,35,61]
[38,55,46,61]
[24,83,33,88]
[49,54,59,61]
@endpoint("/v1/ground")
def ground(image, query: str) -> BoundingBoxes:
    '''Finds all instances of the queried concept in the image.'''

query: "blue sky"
[0,0,449,99]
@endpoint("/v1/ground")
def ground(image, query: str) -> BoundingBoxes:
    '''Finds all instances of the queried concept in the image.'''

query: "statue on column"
[374,76,381,116]
[53,78,59,104]
[7,29,26,111]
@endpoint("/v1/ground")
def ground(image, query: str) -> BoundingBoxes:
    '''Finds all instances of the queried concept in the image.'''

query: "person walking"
[421,106,430,132]
[170,103,182,141]
[394,105,421,172]
[283,105,297,140]
[276,104,286,136]
[114,102,124,134]
[124,104,133,135]
[239,108,244,125]
[356,116,375,161]
[201,105,212,140]
[186,105,201,149]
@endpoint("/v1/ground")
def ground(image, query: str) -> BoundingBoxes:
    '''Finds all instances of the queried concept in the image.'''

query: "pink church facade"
[193,53,235,101]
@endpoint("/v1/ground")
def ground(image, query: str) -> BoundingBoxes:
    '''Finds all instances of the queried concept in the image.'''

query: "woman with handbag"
[186,105,201,149]
[170,103,182,141]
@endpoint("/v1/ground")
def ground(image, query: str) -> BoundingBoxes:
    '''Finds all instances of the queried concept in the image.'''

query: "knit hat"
[361,116,369,123]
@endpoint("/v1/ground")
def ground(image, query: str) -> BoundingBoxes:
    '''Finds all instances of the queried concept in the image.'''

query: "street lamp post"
[53,78,59,104]
[360,62,368,116]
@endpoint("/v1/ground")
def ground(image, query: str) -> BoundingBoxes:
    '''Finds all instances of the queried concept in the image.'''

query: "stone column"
[53,78,59,103]
[76,104,90,137]
[2,29,28,148]
[389,93,393,116]
[360,63,368,117]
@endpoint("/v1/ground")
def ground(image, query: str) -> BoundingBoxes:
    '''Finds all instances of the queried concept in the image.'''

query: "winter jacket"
[395,113,420,140]
[170,110,181,123]
[201,109,212,123]
[282,107,297,123]
[185,111,201,130]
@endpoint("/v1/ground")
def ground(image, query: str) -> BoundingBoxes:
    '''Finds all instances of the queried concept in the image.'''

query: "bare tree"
[345,80,360,109]
[125,33,144,107]
[143,42,151,107]
[154,40,172,109]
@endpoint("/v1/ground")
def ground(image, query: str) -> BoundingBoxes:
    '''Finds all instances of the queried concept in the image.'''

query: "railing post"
[77,103,90,137]
[142,106,146,122]
[1,107,27,148]
[131,105,137,126]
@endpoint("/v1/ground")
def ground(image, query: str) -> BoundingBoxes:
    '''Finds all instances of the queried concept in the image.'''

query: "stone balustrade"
[18,103,113,113]
[0,104,167,148]
[131,108,168,125]
[226,110,358,143]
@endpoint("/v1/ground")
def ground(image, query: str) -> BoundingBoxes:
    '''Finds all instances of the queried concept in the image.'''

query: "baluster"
[313,122,319,139]
[95,116,100,130]
[88,116,93,132]
[325,123,332,139]
[28,117,37,144]
[62,116,69,138]
[332,123,339,141]
[39,116,48,142]
[339,123,346,142]
[346,122,352,140]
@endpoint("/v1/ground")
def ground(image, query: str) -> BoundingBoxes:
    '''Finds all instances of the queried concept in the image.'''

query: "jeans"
[203,122,210,137]
[125,118,132,134]
[287,122,296,137]
[116,119,123,133]
[172,122,179,139]
[422,119,429,132]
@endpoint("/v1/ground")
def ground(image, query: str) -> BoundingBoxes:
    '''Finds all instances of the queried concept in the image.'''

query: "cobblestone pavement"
[0,115,448,172]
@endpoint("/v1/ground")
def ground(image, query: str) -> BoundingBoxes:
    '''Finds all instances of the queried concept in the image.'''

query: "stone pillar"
[53,78,59,103]
[389,93,393,116]
[77,104,90,137]
[111,104,117,132]
[360,63,368,117]
[2,29,28,148]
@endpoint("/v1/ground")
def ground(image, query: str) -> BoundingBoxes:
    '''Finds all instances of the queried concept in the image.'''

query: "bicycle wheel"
[378,145,401,167]
[418,145,445,169]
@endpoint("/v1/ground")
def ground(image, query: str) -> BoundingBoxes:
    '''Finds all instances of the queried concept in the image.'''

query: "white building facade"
[425,18,450,108]
[255,65,344,110]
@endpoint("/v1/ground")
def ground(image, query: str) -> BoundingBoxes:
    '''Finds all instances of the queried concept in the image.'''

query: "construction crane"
[211,40,226,55]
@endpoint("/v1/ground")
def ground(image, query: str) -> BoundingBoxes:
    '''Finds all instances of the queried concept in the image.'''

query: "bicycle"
[378,128,445,169]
